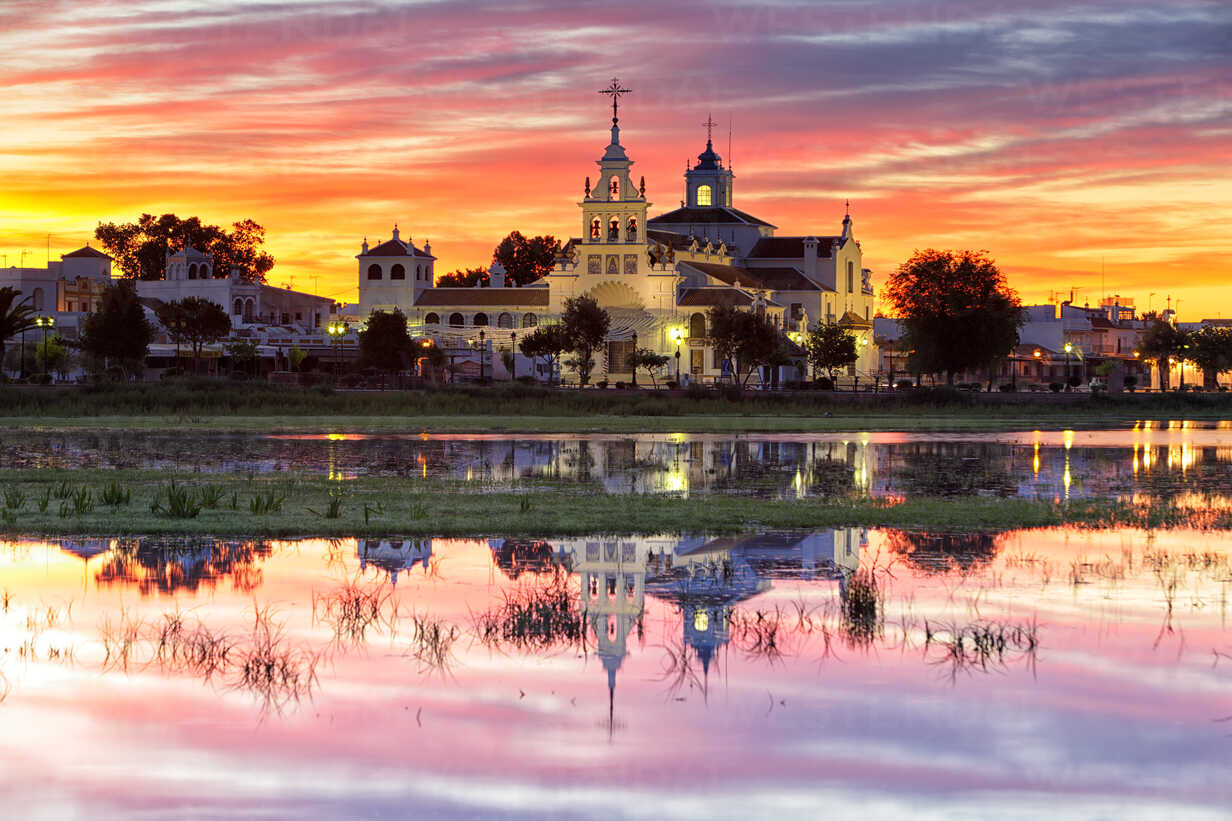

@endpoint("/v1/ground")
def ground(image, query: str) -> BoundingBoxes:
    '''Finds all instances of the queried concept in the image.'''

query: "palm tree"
[0,287,38,373]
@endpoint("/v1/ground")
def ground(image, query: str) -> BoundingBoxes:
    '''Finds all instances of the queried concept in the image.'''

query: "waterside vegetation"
[1,469,1228,538]
[3,380,1232,434]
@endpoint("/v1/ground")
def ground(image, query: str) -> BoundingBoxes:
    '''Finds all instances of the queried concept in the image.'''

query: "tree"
[706,305,784,385]
[0,286,37,370]
[1139,318,1188,391]
[519,324,570,384]
[561,296,610,387]
[358,310,412,375]
[493,231,562,286]
[79,279,153,378]
[883,249,1023,385]
[155,297,232,374]
[36,336,71,380]
[1183,326,1232,389]
[226,339,259,378]
[436,267,489,288]
[94,213,274,283]
[626,348,670,388]
[803,323,858,384]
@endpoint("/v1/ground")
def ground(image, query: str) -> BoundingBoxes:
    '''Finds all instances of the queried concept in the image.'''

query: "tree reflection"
[885,529,1001,574]
[95,538,273,595]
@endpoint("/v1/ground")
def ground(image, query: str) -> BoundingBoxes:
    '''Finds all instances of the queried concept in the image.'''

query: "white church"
[356,84,876,384]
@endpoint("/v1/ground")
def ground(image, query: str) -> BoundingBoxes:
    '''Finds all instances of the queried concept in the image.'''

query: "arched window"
[847,261,854,292]
[233,298,243,316]
[473,312,489,327]
[696,185,712,206]
[448,312,464,327]
[591,217,601,240]
[424,312,440,325]
[689,312,707,339]
[391,264,405,280]
[608,217,619,241]
[416,265,423,280]
[201,264,210,278]
[188,263,198,279]
[32,288,43,311]
[497,312,513,329]
[522,313,537,328]
[367,264,383,280]
[609,177,620,199]
[626,216,638,242]
[244,299,255,321]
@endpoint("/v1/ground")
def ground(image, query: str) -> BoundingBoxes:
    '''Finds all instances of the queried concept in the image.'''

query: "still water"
[1,527,1228,818]
[5,422,1232,502]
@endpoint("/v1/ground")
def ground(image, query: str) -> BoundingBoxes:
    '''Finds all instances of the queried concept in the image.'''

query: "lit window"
[696,185,712,206]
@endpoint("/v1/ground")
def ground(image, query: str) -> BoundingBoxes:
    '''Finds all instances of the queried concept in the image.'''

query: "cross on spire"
[702,113,717,143]
[599,77,631,124]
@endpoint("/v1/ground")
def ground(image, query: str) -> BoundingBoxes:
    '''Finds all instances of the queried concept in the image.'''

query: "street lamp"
[670,328,682,384]
[1064,342,1073,388]
[35,315,54,380]
[327,320,347,378]
[479,329,486,383]
[509,331,517,381]
[630,331,638,387]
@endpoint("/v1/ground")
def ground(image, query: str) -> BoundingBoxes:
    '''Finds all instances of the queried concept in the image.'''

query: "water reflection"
[2,527,1230,817]
[7,425,1232,503]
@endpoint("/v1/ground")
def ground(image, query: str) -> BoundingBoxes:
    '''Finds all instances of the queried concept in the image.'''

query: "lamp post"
[327,321,346,379]
[35,315,54,380]
[670,327,682,384]
[630,331,638,387]
[19,327,26,381]
[479,329,486,383]
[1064,342,1073,389]
[509,331,517,380]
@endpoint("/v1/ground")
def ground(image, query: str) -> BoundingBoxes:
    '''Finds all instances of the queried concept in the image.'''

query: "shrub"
[596,379,608,389]
[1049,382,1063,393]
[815,377,834,391]
[999,383,1013,392]
[895,379,914,391]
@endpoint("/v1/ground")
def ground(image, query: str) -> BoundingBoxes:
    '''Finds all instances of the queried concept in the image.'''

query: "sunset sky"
[1,0,1228,316]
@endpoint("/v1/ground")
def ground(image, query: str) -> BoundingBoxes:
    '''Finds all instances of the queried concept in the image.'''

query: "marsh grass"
[100,481,130,507]
[2,487,25,510]
[730,607,792,665]
[3,468,1227,537]
[923,618,1040,682]
[233,603,320,714]
[473,575,585,654]
[407,613,460,674]
[842,568,884,647]
[312,580,396,646]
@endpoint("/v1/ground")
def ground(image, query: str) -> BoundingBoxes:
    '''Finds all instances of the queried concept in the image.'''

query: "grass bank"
[0,470,1223,538]
[3,380,1231,434]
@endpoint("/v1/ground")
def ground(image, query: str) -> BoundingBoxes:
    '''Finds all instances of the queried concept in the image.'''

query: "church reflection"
[487,528,866,732]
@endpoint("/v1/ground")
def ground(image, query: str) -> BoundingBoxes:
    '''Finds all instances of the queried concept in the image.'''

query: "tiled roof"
[414,287,549,307]
[62,245,112,259]
[741,266,822,292]
[677,287,754,307]
[684,262,822,292]
[645,229,695,250]
[747,236,838,259]
[837,310,871,328]
[681,261,761,288]
[648,206,776,228]
[360,238,430,258]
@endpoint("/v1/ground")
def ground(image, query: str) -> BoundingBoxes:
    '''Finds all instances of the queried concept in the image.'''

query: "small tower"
[579,79,649,277]
[685,114,734,208]
[357,224,436,317]
[165,243,212,281]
